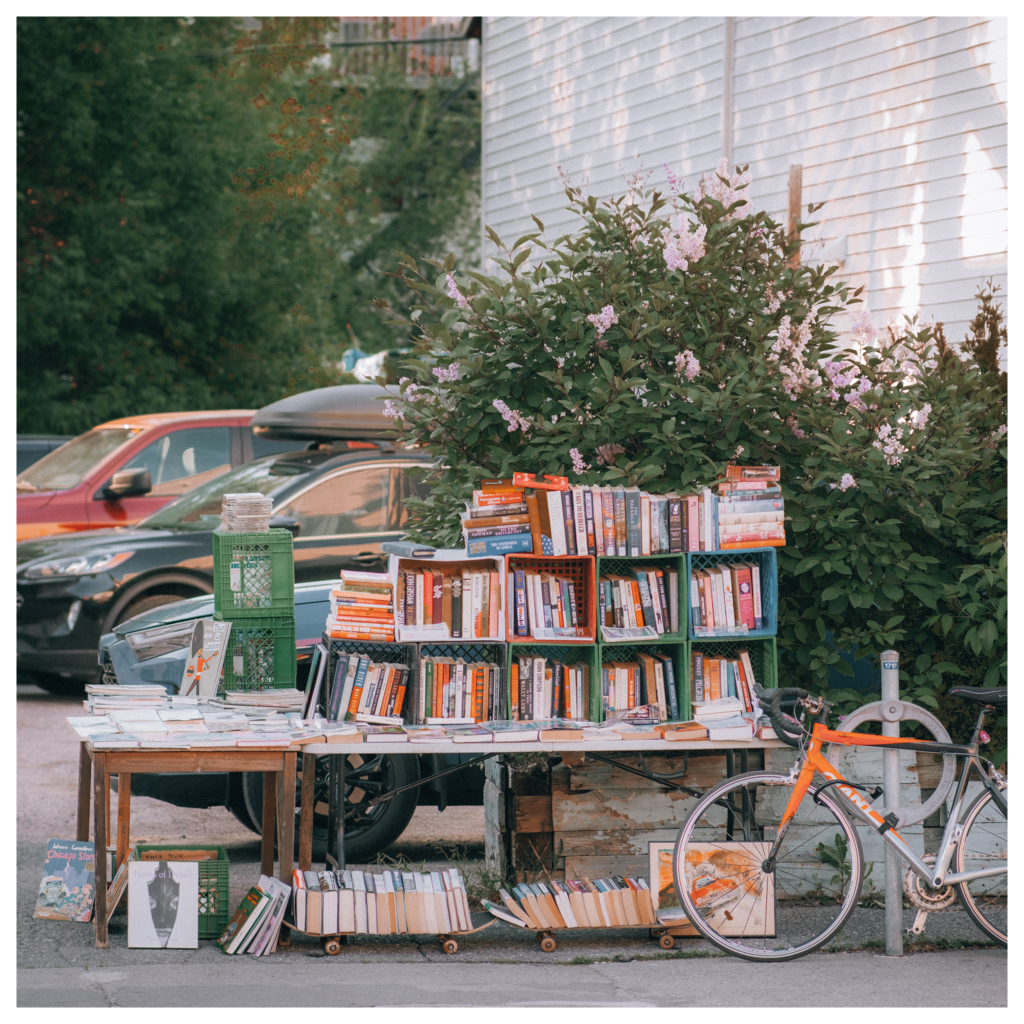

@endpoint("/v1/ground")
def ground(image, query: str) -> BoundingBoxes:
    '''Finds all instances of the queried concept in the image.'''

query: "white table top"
[315,738,783,755]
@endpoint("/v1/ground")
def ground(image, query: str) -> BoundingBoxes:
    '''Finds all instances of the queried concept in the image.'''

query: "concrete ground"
[18,684,1007,1006]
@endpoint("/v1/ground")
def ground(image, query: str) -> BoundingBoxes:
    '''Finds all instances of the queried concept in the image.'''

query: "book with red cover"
[725,465,781,481]
[731,564,755,629]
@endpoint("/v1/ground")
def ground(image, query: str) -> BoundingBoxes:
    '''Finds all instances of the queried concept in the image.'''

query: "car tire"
[31,672,87,696]
[240,753,421,863]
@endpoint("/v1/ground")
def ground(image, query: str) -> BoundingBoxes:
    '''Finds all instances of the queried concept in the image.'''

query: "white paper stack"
[220,493,274,532]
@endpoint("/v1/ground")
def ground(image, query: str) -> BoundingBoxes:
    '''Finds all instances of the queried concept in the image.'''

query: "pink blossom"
[838,473,858,491]
[492,398,532,434]
[873,423,907,466]
[382,400,400,420]
[674,349,701,381]
[595,442,625,467]
[663,164,684,194]
[849,310,878,349]
[445,272,469,309]
[587,305,619,337]
[432,363,460,383]
[762,284,782,315]
[785,415,807,439]
[908,403,932,430]
[663,216,707,272]
[844,378,872,413]
[735,445,745,457]
[695,158,753,220]
[569,448,590,475]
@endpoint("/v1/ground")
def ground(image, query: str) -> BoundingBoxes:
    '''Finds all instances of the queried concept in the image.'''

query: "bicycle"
[672,683,1007,962]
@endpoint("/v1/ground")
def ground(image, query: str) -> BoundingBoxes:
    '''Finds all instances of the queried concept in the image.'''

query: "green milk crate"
[212,529,294,617]
[220,614,297,690]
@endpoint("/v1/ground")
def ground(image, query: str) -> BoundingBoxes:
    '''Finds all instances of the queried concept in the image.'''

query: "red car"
[16,411,299,542]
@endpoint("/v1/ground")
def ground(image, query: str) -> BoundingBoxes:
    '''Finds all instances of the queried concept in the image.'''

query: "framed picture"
[128,860,199,948]
[649,840,775,937]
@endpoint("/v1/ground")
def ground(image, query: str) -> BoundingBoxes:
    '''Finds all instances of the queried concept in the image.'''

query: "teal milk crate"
[213,529,294,617]
[220,614,297,690]
[133,844,230,939]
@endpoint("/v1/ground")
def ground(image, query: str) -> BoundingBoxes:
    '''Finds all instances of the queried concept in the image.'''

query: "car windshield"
[16,427,142,493]
[139,457,310,531]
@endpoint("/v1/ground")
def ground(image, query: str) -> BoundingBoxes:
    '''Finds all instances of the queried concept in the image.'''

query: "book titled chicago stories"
[34,838,96,922]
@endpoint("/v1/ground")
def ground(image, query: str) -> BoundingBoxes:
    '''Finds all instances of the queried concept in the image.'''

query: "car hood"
[17,527,192,567]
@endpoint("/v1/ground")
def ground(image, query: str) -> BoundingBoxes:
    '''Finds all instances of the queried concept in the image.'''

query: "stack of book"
[220,492,274,533]
[218,874,292,955]
[397,565,502,639]
[325,653,410,724]
[417,657,503,723]
[690,696,756,741]
[714,465,785,550]
[326,570,395,641]
[486,877,657,929]
[689,560,764,634]
[510,656,591,721]
[510,567,588,639]
[291,867,474,936]
[690,648,757,709]
[462,479,534,556]
[598,566,680,640]
[599,654,680,721]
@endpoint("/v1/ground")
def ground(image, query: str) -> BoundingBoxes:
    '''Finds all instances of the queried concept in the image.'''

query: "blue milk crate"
[685,547,778,640]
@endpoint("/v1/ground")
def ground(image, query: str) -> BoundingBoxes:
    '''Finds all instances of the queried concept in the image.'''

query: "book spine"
[632,571,656,630]
[685,495,699,552]
[689,573,701,630]
[467,501,528,517]
[640,493,651,555]
[561,491,577,556]
[525,493,544,555]
[625,490,641,557]
[601,489,616,555]
[613,489,626,556]
[750,563,763,628]
[514,570,528,635]
[668,497,683,553]
[346,659,370,719]
[466,533,534,557]
[464,523,533,538]
[692,652,704,703]
[582,488,597,556]
[663,655,679,720]
[667,570,679,634]
[546,490,567,556]
[598,580,607,630]
[572,488,587,556]
[718,499,785,514]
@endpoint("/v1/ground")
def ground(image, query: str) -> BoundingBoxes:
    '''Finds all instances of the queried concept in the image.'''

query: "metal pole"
[880,649,904,956]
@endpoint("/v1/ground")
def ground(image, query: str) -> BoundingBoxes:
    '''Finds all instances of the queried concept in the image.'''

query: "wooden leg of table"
[298,752,315,873]
[261,771,276,879]
[77,743,92,842]
[93,752,108,948]
[116,772,131,871]
[277,753,296,885]
[106,775,112,847]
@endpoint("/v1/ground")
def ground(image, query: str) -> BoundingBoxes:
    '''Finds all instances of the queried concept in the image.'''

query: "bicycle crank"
[904,855,957,936]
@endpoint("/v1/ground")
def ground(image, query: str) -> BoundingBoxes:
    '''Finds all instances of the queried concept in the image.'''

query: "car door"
[90,426,235,528]
[274,460,428,583]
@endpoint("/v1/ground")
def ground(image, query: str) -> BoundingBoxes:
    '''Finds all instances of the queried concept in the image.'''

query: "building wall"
[482,16,1006,343]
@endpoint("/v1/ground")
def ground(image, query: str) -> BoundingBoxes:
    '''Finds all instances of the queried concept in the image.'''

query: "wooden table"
[77,742,298,948]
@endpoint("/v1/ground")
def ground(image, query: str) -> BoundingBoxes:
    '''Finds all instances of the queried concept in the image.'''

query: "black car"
[17,442,430,692]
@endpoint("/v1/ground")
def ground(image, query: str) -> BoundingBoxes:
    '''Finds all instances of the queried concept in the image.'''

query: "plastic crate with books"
[415,641,507,725]
[595,554,687,643]
[686,547,778,639]
[221,615,296,691]
[505,555,596,644]
[321,639,418,726]
[133,843,230,939]
[594,641,690,724]
[506,643,601,722]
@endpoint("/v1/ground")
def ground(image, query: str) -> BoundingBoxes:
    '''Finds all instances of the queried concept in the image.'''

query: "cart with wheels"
[436,912,499,954]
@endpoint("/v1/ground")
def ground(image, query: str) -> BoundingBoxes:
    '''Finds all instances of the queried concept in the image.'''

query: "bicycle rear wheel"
[674,770,864,962]
[955,788,1007,946]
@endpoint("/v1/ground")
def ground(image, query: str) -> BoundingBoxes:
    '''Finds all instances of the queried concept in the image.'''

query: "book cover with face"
[128,860,199,948]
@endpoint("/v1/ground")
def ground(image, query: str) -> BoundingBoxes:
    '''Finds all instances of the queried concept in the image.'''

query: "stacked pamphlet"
[220,493,274,533]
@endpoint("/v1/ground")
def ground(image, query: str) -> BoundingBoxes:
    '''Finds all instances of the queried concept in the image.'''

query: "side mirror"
[268,515,301,537]
[107,468,152,498]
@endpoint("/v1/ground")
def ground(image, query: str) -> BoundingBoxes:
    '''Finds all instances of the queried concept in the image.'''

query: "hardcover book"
[34,839,96,922]
[129,860,199,948]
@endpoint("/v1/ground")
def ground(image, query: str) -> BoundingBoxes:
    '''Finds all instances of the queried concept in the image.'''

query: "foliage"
[375,165,1006,747]
[815,832,852,899]
[17,17,479,434]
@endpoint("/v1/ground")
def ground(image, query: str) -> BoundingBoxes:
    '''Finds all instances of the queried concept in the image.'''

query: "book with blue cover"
[34,839,96,922]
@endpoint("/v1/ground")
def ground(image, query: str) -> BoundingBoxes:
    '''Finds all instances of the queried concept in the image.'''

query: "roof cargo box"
[251,384,399,441]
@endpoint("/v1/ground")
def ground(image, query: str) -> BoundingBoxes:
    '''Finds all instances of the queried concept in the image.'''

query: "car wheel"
[30,672,86,696]
[240,753,421,863]
[115,592,189,626]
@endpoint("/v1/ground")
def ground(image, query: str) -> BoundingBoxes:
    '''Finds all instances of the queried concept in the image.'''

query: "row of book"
[484,877,658,930]
[418,657,504,723]
[711,473,785,550]
[291,868,474,936]
[598,567,681,640]
[397,566,503,639]
[217,874,291,956]
[326,571,395,642]
[689,560,765,634]
[600,654,681,720]
[327,654,410,723]
[510,657,591,721]
[510,569,588,640]
[691,648,758,707]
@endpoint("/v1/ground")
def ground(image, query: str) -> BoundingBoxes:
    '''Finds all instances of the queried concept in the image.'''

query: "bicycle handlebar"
[753,685,809,748]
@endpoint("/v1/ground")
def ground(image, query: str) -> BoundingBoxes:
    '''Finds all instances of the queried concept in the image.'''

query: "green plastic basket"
[220,614,297,690]
[134,843,230,939]
[687,636,778,704]
[506,642,600,722]
[213,529,294,617]
[595,640,690,723]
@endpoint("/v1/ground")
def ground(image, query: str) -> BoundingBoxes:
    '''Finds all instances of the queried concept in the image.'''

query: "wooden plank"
[116,772,131,871]
[77,743,92,842]
[261,771,276,879]
[568,754,727,791]
[556,828,680,858]
[514,794,553,833]
[298,753,315,872]
[553,788,700,832]
[483,778,504,830]
[93,752,108,948]
[277,753,296,885]
[565,855,648,881]
[97,750,288,773]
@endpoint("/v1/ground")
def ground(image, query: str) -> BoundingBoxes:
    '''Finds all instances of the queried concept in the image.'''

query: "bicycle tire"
[955,788,1008,946]
[673,770,864,962]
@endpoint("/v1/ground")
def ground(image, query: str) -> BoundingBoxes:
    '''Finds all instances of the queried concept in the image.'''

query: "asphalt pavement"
[17,684,1008,1006]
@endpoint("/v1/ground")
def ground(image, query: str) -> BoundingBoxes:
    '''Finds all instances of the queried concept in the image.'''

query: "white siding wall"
[482,16,1007,344]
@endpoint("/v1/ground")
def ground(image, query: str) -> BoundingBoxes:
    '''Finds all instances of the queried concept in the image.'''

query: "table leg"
[261,771,276,878]
[276,752,296,885]
[298,752,315,872]
[77,743,92,842]
[116,772,131,871]
[93,752,108,948]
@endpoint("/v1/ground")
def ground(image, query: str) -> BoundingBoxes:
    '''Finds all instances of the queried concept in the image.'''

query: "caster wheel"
[322,938,342,956]
[278,925,291,948]
[659,934,675,950]
[540,936,557,953]
[442,938,459,955]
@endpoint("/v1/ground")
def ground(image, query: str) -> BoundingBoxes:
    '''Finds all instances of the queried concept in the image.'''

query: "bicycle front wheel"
[955,788,1008,946]
[674,770,864,962]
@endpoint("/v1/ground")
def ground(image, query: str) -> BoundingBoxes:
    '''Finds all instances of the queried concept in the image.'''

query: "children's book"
[34,839,96,922]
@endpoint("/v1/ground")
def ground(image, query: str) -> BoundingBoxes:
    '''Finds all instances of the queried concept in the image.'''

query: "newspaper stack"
[220,493,274,533]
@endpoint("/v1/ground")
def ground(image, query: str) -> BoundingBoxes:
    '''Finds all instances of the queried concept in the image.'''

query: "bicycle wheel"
[674,770,864,962]
[955,788,1008,946]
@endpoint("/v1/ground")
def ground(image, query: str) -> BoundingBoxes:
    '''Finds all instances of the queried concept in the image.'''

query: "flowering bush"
[374,170,1006,750]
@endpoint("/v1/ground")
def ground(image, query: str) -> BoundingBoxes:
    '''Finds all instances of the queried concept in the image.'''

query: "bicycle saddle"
[948,686,1007,707]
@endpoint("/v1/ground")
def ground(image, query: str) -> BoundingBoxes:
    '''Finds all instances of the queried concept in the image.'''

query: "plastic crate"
[595,640,690,723]
[688,637,778,705]
[506,642,600,722]
[685,547,778,640]
[595,554,687,642]
[133,843,230,940]
[213,529,294,617]
[323,638,418,722]
[504,554,596,643]
[416,641,508,724]
[220,614,297,690]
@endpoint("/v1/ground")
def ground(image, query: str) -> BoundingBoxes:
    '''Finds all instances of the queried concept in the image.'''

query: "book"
[34,839,96,922]
[130,860,199,948]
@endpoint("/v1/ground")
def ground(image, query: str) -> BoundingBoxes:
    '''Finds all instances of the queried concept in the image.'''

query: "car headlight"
[21,551,135,579]
[126,620,198,662]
